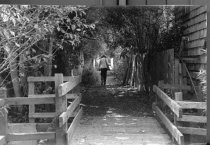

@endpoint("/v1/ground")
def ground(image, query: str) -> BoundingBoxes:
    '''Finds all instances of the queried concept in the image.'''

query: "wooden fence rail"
[0,136,6,145]
[153,85,182,117]
[0,73,82,145]
[59,94,81,127]
[153,81,207,145]
[153,85,184,145]
[152,104,184,145]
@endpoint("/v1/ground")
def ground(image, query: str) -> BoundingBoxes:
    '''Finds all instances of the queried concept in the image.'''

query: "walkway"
[71,85,175,145]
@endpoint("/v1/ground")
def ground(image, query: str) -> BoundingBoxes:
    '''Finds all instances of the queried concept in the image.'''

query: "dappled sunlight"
[70,82,177,145]
[115,136,129,140]
[105,113,130,118]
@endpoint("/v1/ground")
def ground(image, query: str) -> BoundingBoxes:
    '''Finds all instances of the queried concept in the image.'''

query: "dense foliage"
[86,6,185,90]
[0,5,96,122]
[0,5,96,95]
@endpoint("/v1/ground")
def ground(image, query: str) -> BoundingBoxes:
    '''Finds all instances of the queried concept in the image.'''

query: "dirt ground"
[70,84,174,145]
[81,85,154,118]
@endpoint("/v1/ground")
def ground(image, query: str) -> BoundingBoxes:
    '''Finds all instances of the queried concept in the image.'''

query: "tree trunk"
[139,54,145,91]
[123,67,129,85]
[79,50,84,75]
[135,54,144,92]
[130,54,136,86]
[122,57,129,85]
[2,29,22,97]
[124,56,132,85]
[9,51,22,97]
[44,36,53,76]
[135,55,141,90]
[19,53,28,96]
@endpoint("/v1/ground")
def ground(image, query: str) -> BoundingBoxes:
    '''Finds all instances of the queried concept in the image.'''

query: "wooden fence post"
[0,88,8,138]
[119,0,126,5]
[55,73,67,145]
[173,92,183,143]
[178,63,183,86]
[174,59,179,85]
[28,82,35,123]
[158,80,164,107]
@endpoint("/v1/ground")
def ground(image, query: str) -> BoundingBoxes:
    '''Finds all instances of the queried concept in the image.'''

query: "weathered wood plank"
[173,92,182,143]
[153,85,182,117]
[63,76,78,82]
[66,94,78,99]
[28,76,75,82]
[177,115,206,123]
[28,82,35,123]
[0,88,7,136]
[167,0,190,5]
[102,0,117,6]
[159,83,191,90]
[28,76,55,82]
[174,59,179,84]
[182,55,207,64]
[175,92,183,101]
[176,101,206,109]
[5,97,55,105]
[55,74,66,145]
[127,0,146,5]
[0,136,6,145]
[29,94,78,99]
[8,122,38,145]
[0,0,102,5]
[178,126,206,136]
[29,113,56,118]
[153,104,184,145]
[187,63,206,72]
[29,94,55,98]
[119,0,126,5]
[58,76,81,97]
[182,47,206,56]
[187,6,207,20]
[188,29,207,42]
[67,108,83,145]
[147,0,166,5]
[8,123,51,132]
[36,123,51,132]
[189,6,202,12]
[186,38,205,49]
[184,21,207,34]
[0,99,4,107]
[59,94,81,127]
[185,13,207,27]
[7,132,55,141]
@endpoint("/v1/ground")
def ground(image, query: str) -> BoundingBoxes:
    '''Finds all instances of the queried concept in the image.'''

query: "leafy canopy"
[0,5,95,75]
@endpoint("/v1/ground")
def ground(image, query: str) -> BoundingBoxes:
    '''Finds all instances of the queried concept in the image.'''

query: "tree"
[88,6,183,91]
[0,5,95,96]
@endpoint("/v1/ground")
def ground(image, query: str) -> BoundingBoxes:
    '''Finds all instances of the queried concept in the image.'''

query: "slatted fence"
[153,81,207,145]
[0,73,82,145]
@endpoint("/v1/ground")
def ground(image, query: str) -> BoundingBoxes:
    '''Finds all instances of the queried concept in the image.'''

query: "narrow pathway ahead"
[71,85,174,145]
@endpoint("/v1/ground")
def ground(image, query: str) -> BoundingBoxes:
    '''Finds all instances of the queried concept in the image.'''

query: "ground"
[70,84,175,145]
[81,85,153,117]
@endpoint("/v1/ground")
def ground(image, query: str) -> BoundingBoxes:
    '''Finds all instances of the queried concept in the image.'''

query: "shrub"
[82,68,99,87]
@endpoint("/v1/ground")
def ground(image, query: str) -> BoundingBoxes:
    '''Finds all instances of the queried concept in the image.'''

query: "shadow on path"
[70,85,174,145]
[81,85,154,117]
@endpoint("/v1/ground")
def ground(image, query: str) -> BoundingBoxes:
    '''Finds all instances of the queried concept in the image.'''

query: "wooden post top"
[0,87,7,136]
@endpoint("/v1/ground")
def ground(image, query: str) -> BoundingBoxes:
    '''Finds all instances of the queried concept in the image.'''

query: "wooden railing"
[0,73,82,145]
[27,74,80,122]
[153,81,207,145]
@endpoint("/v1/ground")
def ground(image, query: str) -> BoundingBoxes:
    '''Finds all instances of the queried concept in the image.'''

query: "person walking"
[99,55,110,86]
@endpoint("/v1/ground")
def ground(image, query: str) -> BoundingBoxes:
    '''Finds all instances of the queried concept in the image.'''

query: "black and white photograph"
[0,2,207,145]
